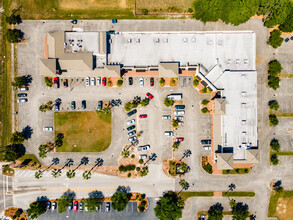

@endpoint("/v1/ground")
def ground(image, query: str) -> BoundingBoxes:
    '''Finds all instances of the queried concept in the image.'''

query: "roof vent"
[156,38,160,43]
[242,120,246,125]
[242,74,246,78]
[164,38,168,43]
[218,40,223,46]
[227,59,232,65]
[241,103,247,107]
[136,38,140,43]
[208,40,213,45]
[192,38,196,43]
[241,91,246,96]
[244,59,249,64]
[128,39,132,43]
[183,38,187,43]
[236,59,240,65]
[242,131,247,136]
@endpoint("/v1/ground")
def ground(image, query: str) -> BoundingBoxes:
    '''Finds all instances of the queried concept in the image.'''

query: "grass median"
[54,111,112,152]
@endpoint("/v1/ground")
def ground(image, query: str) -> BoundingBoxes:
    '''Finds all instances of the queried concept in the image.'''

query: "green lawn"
[225,191,255,197]
[179,191,214,201]
[54,111,112,152]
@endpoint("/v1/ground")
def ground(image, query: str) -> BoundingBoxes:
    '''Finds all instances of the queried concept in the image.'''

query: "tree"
[140,166,149,177]
[83,170,92,180]
[44,77,53,87]
[271,154,279,165]
[274,185,284,193]
[279,7,293,32]
[66,170,75,179]
[193,79,200,87]
[268,100,280,111]
[124,102,132,111]
[6,29,22,43]
[268,30,283,49]
[172,120,179,127]
[57,195,72,213]
[4,144,24,161]
[38,145,47,159]
[121,149,130,158]
[10,131,25,144]
[15,209,23,218]
[140,99,149,106]
[231,202,249,220]
[268,76,281,90]
[35,170,43,179]
[208,202,224,220]
[269,114,279,126]
[26,201,47,219]
[51,169,61,178]
[179,162,189,173]
[117,78,123,87]
[84,197,101,212]
[178,179,189,195]
[12,76,27,88]
[164,98,174,107]
[111,191,131,212]
[201,99,210,105]
[159,78,166,86]
[172,142,180,150]
[154,191,184,220]
[6,14,21,24]
[269,60,283,76]
[270,139,281,152]
[201,107,209,114]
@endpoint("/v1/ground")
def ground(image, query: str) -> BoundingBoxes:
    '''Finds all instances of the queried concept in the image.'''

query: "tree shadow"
[63,189,76,199]
[88,190,104,199]
[36,196,49,202]
[273,180,282,187]
[21,125,33,139]
[116,186,131,193]
[14,144,26,157]
[24,75,32,84]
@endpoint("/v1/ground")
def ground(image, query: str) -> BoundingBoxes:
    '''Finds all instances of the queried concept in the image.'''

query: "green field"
[54,111,112,152]
[268,191,293,219]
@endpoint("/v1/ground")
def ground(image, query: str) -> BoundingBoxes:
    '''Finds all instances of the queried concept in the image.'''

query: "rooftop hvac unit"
[227,59,232,65]
[236,59,240,65]
[242,74,246,78]
[244,59,249,64]
[183,38,187,43]
[242,131,247,136]
[241,91,246,96]
[164,38,168,43]
[218,40,223,46]
[241,120,246,125]
[128,39,132,43]
[192,38,196,43]
[241,103,247,107]
[156,38,160,43]
[136,38,140,43]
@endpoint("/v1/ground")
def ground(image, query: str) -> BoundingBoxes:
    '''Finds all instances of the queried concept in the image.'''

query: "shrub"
[164,98,174,107]
[201,107,209,114]
[159,78,166,86]
[244,168,249,173]
[268,76,280,90]
[141,9,148,15]
[202,87,210,94]
[131,101,139,109]
[138,206,145,212]
[270,139,280,152]
[274,185,284,193]
[117,78,123,87]
[270,154,279,165]
[124,102,132,111]
[139,159,144,164]
[203,163,213,174]
[140,166,149,177]
[235,168,240,173]
[201,99,210,105]
[127,173,131,177]
[131,154,135,159]
[171,78,177,86]
[140,99,149,106]
[268,30,283,48]
[187,8,193,13]
[136,167,140,171]
[172,120,179,127]
[118,164,136,172]
[107,80,113,87]
[44,77,53,87]
[269,114,279,126]
[193,79,200,87]
[172,142,180,150]
[140,200,146,206]
[268,100,279,111]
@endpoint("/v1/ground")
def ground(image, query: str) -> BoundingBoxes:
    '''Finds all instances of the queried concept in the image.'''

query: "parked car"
[82,100,86,109]
[43,126,53,131]
[68,202,73,211]
[79,202,83,211]
[164,131,173,136]
[137,145,150,151]
[128,130,136,136]
[97,101,103,111]
[127,109,137,117]
[85,77,90,86]
[105,202,110,212]
[162,115,171,120]
[200,214,206,220]
[18,93,27,97]
[73,201,78,211]
[17,98,28,103]
[201,140,211,145]
[175,116,183,121]
[127,119,135,125]
[96,77,101,85]
[139,154,148,159]
[91,77,96,86]
[139,78,144,87]
[174,110,185,115]
[54,77,59,89]
[129,77,133,86]
[291,36,293,41]
[63,79,68,87]
[127,125,135,131]
[139,114,147,118]
[52,202,57,211]
[176,137,184,142]
[203,146,211,150]
[102,77,106,86]
[71,101,76,110]
[18,87,29,92]
[146,92,154,99]
[128,136,137,142]
[175,105,185,110]
[47,201,51,210]
[150,77,154,87]
[285,38,290,43]
[178,121,184,125]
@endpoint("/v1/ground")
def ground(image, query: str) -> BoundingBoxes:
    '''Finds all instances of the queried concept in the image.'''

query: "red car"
[102,77,106,86]
[176,137,184,142]
[150,77,154,87]
[73,201,78,211]
[146,92,154,99]
[139,114,147,118]
[53,77,59,89]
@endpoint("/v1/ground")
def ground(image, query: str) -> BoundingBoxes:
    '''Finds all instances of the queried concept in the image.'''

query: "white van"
[167,93,182,101]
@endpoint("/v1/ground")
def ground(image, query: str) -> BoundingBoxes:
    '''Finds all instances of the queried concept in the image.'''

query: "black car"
[127,125,135,131]
[71,101,75,110]
[18,93,27,97]
[82,100,86,109]
[129,77,133,86]
[97,101,103,111]
[175,105,185,110]
[55,102,60,111]
[127,109,137,117]
[201,140,211,145]
[46,201,51,210]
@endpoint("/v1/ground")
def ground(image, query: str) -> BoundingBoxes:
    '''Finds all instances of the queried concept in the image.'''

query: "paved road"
[0,173,13,211]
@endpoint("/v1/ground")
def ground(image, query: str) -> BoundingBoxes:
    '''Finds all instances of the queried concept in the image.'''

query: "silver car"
[137,145,150,151]
[128,136,137,142]
[17,98,28,103]
[85,77,90,86]
[128,130,136,137]
[139,78,144,87]
[43,126,53,131]
[97,77,101,85]
[91,77,96,86]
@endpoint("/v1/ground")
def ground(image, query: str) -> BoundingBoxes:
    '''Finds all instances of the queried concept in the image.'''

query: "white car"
[43,126,53,131]
[137,145,150,151]
[85,77,90,86]
[164,131,173,136]
[162,115,171,120]
[139,154,147,159]
[127,119,135,125]
[175,116,184,121]
[203,146,211,150]
[128,136,137,142]
[174,110,185,115]
[18,87,29,91]
[97,77,101,85]
[91,77,96,86]
[139,78,144,87]
[17,98,28,103]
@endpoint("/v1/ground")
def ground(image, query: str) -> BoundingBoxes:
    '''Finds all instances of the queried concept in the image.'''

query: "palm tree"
[225,183,236,201]
[66,170,75,179]
[83,170,91,180]
[180,149,192,161]
[178,179,189,195]
[52,169,61,178]
[121,149,130,158]
[144,153,157,165]
[34,170,43,179]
